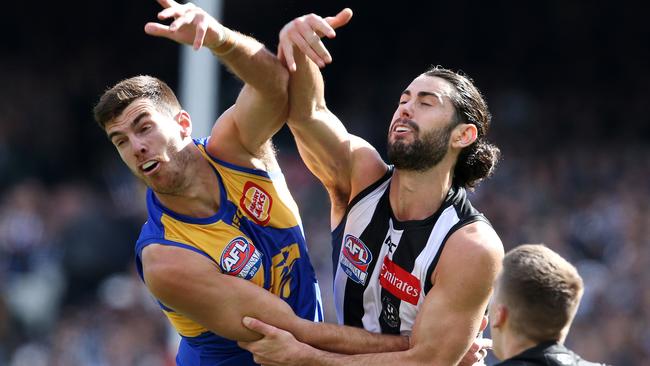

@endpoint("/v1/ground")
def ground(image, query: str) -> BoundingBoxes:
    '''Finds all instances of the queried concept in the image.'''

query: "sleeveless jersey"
[135,137,323,366]
[331,166,489,335]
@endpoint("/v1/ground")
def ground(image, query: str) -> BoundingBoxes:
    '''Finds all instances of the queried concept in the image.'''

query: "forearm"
[209,27,288,97]
[293,346,425,366]
[143,245,301,342]
[293,318,408,354]
[287,47,327,124]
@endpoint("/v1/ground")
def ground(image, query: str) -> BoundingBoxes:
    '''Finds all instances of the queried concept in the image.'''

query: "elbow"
[264,65,290,101]
[401,345,453,366]
[141,248,187,304]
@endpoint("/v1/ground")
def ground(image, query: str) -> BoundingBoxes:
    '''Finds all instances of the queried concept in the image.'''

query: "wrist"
[295,343,321,366]
[209,26,237,56]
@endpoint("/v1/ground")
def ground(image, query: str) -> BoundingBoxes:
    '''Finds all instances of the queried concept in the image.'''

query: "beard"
[387,120,455,172]
[146,141,194,195]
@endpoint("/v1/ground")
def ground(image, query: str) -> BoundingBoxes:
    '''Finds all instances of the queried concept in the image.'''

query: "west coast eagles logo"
[240,181,273,225]
[340,234,373,285]
[220,236,263,280]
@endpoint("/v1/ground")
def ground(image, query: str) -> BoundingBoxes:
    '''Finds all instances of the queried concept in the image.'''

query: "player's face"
[106,98,192,193]
[387,75,458,171]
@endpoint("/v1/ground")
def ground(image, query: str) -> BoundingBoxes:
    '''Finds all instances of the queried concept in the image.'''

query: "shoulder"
[206,106,277,169]
[444,220,504,273]
[431,221,504,298]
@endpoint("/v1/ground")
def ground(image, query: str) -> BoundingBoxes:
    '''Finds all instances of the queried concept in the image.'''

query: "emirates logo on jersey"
[240,181,273,225]
[379,256,421,305]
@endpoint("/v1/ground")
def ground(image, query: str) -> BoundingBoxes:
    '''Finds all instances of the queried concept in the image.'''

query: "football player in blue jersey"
[238,8,503,366]
[93,1,409,365]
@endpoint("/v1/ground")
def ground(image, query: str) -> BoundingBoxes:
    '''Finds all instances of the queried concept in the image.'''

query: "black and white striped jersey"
[331,166,490,335]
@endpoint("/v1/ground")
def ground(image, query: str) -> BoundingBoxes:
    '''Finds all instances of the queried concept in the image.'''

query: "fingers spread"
[325,8,353,30]
[279,43,297,72]
[306,15,336,38]
[193,16,208,50]
[169,10,196,31]
[144,22,171,38]
[156,0,177,9]
[289,31,324,68]
[157,6,179,20]
[295,20,331,65]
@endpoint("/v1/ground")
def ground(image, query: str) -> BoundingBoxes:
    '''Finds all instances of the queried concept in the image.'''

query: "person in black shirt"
[489,244,607,366]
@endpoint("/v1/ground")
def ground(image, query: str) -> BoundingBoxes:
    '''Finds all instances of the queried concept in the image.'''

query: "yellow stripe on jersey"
[164,309,207,337]
[160,214,266,287]
[196,145,301,229]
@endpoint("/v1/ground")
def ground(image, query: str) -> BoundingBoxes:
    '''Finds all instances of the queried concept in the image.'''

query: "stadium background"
[1,1,648,364]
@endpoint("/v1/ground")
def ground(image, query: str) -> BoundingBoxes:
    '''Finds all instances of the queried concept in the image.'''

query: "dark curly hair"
[424,66,501,189]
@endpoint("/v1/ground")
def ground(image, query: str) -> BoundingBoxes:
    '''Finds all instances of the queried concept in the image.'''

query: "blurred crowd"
[2,1,648,365]
[2,141,648,365]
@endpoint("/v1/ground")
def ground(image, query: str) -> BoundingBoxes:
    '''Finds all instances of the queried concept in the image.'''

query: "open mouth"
[141,160,160,175]
[392,125,415,138]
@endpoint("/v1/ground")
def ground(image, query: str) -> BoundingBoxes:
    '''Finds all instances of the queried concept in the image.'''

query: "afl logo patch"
[340,234,373,285]
[220,237,263,280]
[240,181,273,225]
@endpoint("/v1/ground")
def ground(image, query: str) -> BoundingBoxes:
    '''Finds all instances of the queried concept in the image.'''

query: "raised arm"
[279,10,387,225]
[144,0,288,160]
[239,222,504,365]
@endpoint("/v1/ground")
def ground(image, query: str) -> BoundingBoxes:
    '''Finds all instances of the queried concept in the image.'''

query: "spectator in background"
[489,244,607,366]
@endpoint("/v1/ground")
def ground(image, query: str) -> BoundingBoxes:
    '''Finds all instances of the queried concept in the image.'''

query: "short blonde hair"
[499,244,584,342]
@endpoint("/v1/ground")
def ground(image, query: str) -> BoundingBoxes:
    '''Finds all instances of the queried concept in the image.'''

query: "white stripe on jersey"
[397,206,460,334]
[333,178,392,325]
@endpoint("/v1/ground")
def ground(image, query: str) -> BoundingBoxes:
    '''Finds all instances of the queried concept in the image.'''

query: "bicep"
[142,244,298,342]
[409,225,503,364]
[289,111,386,203]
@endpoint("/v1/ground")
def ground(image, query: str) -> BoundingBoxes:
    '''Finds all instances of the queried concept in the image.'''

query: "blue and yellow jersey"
[134,137,323,366]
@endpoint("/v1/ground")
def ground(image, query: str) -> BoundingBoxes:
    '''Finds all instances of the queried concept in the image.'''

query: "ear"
[451,123,478,149]
[176,110,193,139]
[492,304,508,329]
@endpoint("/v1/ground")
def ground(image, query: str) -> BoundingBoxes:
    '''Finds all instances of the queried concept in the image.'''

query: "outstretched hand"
[238,316,310,366]
[278,8,354,72]
[144,0,226,51]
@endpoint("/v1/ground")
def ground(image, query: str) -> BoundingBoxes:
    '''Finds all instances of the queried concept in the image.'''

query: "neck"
[499,331,546,360]
[155,145,220,217]
[389,157,454,221]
